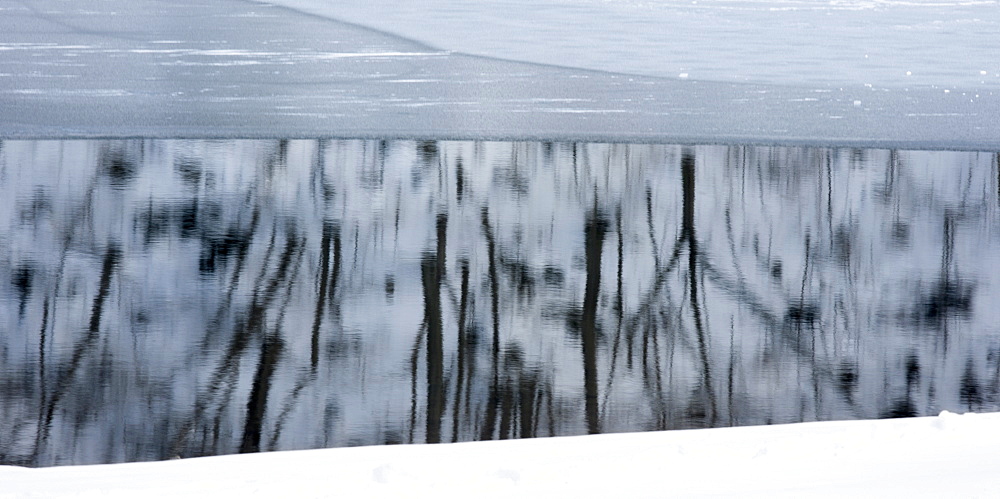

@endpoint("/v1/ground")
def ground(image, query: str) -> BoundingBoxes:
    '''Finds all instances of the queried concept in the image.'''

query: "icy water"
[2,139,999,467]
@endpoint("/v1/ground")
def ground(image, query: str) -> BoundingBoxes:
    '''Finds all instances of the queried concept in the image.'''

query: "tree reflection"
[580,203,607,434]
[1,139,999,466]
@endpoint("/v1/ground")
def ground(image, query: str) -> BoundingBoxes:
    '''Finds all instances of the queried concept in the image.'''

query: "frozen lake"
[2,139,999,466]
[3,0,1000,473]
[1,0,998,148]
[270,0,1000,91]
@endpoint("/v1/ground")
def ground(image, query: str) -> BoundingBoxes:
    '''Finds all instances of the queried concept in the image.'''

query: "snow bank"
[3,411,998,498]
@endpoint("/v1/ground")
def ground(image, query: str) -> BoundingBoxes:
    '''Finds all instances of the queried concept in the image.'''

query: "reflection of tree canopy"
[1,140,999,466]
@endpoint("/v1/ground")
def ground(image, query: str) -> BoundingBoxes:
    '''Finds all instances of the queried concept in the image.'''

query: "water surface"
[2,139,999,466]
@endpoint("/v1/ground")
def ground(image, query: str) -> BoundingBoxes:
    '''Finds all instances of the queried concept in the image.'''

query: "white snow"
[2,411,998,497]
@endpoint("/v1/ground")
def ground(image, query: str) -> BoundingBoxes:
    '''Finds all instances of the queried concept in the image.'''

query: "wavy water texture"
[260,0,1000,90]
[3,139,999,466]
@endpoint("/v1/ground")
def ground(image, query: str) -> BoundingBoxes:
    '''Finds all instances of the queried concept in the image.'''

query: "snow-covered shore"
[3,411,998,498]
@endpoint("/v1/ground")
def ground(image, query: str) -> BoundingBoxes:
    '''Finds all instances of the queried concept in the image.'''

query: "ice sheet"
[0,0,997,148]
[261,0,1000,91]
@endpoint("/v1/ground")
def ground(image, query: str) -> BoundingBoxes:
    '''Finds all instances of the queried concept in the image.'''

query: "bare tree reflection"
[1,139,998,467]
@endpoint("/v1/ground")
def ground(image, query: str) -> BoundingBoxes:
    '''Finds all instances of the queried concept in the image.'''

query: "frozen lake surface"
[0,0,997,147]
[2,139,999,466]
[267,0,1000,91]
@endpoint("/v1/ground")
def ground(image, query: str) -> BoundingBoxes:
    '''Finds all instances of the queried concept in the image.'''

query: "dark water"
[2,139,999,467]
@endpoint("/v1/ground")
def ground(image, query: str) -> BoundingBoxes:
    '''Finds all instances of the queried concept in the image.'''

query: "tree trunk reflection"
[2,140,998,466]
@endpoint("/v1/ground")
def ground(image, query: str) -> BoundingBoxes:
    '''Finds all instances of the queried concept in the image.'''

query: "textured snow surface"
[2,411,998,498]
